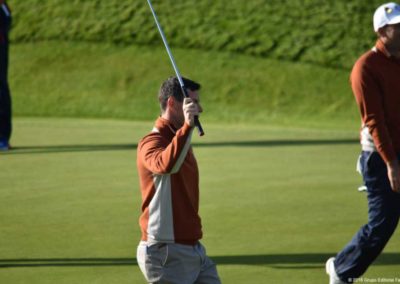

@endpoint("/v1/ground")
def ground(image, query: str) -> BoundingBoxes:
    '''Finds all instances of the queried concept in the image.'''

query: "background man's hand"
[387,160,400,193]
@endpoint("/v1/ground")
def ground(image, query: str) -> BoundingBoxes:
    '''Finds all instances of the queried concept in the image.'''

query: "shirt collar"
[155,117,178,136]
[375,39,392,58]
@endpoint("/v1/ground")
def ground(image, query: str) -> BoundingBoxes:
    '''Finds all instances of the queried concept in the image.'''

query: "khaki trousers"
[137,241,221,284]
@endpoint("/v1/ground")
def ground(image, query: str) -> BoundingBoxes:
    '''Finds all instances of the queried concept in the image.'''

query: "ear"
[166,96,175,109]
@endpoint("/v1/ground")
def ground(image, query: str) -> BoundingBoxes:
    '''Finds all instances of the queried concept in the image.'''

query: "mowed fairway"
[1,118,399,284]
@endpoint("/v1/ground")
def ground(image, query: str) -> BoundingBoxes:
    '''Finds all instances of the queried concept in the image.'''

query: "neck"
[382,40,400,58]
[161,112,181,130]
[389,49,400,59]
[386,46,400,58]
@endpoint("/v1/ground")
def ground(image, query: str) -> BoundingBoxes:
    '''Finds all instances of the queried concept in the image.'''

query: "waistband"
[360,126,377,152]
[139,240,199,247]
[361,144,376,152]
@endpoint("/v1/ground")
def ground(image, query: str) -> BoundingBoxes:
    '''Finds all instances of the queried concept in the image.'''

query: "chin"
[177,118,185,127]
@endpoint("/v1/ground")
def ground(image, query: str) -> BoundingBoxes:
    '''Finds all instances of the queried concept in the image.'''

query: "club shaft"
[146,0,204,136]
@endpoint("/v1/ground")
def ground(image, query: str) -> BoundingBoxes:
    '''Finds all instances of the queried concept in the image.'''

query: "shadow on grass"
[1,138,358,155]
[2,144,138,155]
[0,253,398,269]
[194,139,358,148]
[213,253,400,269]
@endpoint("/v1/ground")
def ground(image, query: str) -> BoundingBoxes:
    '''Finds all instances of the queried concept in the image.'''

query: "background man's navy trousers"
[334,151,400,283]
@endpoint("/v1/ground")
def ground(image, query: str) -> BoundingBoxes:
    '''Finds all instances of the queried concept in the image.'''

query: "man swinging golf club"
[136,76,221,283]
[136,1,220,282]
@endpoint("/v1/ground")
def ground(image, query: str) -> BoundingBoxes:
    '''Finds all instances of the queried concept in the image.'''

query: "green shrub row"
[8,0,383,69]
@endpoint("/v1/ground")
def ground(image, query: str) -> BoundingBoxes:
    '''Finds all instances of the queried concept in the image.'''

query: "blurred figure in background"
[0,0,12,150]
[326,2,400,284]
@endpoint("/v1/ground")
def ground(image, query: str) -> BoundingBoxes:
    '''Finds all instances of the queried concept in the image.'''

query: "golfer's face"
[187,90,203,113]
[386,23,400,49]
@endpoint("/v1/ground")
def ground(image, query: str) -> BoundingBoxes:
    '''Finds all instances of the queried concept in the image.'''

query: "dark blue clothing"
[0,1,12,142]
[334,151,400,283]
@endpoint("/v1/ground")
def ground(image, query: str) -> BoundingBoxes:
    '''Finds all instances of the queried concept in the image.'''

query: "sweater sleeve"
[351,59,396,163]
[138,123,193,174]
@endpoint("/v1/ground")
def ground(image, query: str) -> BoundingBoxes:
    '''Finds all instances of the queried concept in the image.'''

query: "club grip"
[194,116,204,136]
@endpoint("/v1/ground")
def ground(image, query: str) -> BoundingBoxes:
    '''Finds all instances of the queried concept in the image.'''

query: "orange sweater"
[136,117,202,245]
[351,40,400,163]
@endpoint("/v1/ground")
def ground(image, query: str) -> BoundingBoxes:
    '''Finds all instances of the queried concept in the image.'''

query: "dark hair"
[158,76,201,112]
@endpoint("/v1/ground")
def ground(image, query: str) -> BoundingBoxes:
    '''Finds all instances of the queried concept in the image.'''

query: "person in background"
[0,0,12,151]
[326,2,400,283]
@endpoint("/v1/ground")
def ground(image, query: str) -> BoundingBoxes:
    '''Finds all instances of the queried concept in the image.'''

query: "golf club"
[146,0,204,136]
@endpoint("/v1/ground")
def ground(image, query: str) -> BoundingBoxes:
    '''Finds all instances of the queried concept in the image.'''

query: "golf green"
[1,118,399,283]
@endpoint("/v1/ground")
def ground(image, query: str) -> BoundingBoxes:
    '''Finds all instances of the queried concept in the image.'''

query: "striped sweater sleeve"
[138,123,193,174]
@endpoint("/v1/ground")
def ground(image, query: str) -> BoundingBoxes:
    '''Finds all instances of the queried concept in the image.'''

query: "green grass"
[1,117,399,283]
[8,0,384,69]
[10,41,359,128]
[3,2,398,282]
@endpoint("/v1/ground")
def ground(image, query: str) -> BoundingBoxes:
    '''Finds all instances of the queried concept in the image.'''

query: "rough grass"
[8,0,383,69]
[10,41,359,128]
